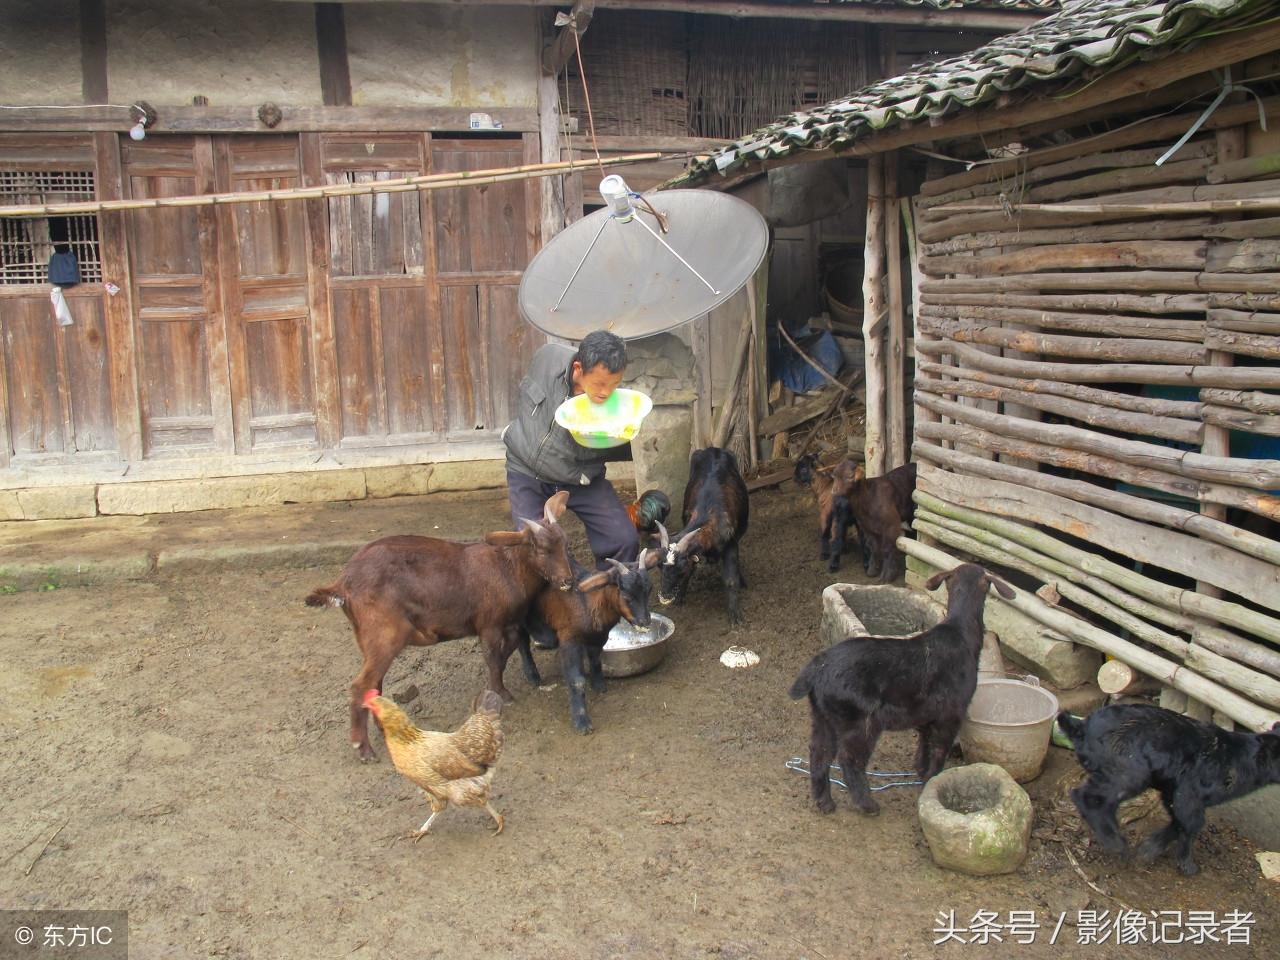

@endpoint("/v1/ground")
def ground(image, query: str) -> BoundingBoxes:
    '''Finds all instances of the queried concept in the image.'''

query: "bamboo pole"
[917,465,1280,636]
[918,360,1202,418]
[914,337,1280,389]
[911,504,1280,689]
[911,516,1280,708]
[913,440,1280,571]
[923,291,1211,317]
[918,143,1216,210]
[920,303,1204,342]
[918,316,1206,364]
[1201,387,1280,414]
[862,154,887,475]
[0,152,663,217]
[916,392,1280,490]
[915,418,1280,522]
[897,538,1280,732]
[915,376,1202,445]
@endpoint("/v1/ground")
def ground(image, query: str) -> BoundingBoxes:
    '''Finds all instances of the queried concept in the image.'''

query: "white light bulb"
[129,122,146,141]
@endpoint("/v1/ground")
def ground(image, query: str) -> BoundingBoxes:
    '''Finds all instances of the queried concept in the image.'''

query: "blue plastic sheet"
[769,325,844,395]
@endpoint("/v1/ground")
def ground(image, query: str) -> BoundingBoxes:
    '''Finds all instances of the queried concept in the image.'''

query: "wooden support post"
[862,154,887,475]
[93,132,144,462]
[885,152,906,469]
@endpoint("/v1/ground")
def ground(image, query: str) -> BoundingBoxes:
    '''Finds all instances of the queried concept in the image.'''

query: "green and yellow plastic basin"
[555,388,653,449]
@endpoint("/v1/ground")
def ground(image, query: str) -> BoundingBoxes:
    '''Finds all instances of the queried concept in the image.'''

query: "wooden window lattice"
[0,170,102,286]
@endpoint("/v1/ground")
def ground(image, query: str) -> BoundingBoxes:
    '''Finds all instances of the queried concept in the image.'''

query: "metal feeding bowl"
[602,613,675,678]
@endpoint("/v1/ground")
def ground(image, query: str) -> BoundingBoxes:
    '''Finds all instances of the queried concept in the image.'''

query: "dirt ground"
[1,485,1276,959]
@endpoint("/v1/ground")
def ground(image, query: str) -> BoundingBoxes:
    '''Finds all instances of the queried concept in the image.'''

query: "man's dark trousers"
[507,468,639,569]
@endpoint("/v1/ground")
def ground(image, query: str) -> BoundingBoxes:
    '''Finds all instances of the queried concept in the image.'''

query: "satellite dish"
[518,178,769,341]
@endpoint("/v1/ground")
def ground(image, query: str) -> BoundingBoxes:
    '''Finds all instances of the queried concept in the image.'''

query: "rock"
[1042,887,1091,925]
[631,405,693,507]
[392,685,420,705]
[918,763,1033,876]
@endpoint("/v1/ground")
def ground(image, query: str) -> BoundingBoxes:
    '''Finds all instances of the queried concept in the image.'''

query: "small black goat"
[513,549,659,735]
[1059,703,1280,875]
[659,446,750,624]
[789,563,1014,815]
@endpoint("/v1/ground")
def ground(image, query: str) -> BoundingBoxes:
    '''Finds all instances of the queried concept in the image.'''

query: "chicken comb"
[362,688,381,708]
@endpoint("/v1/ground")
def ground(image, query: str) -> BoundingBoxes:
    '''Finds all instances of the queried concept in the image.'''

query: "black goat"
[658,446,750,624]
[789,563,1014,815]
[1059,703,1280,875]
[513,549,658,734]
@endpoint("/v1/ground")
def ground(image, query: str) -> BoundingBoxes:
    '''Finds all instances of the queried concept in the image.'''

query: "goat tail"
[788,660,818,701]
[304,586,346,609]
[1056,710,1086,746]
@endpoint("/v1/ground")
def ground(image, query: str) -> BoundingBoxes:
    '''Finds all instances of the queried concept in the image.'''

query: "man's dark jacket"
[503,343,612,486]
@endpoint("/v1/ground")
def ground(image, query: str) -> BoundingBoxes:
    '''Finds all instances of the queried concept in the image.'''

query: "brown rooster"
[363,689,506,838]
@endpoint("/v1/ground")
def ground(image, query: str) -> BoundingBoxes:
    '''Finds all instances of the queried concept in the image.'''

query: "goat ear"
[543,490,570,523]
[924,568,952,591]
[485,529,530,547]
[988,575,1016,600]
[576,570,612,592]
[852,464,866,482]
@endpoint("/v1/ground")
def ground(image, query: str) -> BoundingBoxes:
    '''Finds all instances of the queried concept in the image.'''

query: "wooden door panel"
[3,297,63,455]
[139,318,215,450]
[440,284,482,434]
[123,138,228,455]
[245,316,316,446]
[379,284,436,437]
[325,171,424,278]
[331,286,383,438]
[219,136,319,452]
[431,139,528,274]
[62,295,115,453]
[125,177,202,276]
[482,282,539,430]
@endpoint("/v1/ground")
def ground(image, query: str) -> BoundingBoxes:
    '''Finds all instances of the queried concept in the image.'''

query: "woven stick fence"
[909,89,1280,731]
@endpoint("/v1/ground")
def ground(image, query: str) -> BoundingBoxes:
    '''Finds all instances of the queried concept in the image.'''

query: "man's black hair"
[576,330,627,374]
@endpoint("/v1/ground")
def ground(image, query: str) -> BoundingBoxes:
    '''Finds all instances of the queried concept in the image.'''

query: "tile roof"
[674,0,1271,185]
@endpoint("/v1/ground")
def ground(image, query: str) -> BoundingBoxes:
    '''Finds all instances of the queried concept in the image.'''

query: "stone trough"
[820,582,940,648]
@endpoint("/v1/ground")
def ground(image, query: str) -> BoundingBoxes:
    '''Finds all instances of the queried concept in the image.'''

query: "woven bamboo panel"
[565,12,690,138]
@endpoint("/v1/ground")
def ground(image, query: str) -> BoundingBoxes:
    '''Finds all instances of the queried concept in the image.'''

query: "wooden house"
[0,0,1052,517]
[678,0,1280,728]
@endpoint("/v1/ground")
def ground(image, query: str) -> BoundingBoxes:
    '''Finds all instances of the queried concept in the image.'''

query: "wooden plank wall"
[0,131,545,470]
[910,91,1280,730]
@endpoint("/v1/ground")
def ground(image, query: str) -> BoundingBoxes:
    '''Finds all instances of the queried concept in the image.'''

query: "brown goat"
[796,454,860,572]
[305,491,574,762]
[848,464,906,582]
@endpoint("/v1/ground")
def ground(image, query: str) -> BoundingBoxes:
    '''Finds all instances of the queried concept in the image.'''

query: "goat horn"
[606,557,628,574]
[521,517,545,536]
[655,521,670,549]
[637,547,649,569]
[675,526,701,553]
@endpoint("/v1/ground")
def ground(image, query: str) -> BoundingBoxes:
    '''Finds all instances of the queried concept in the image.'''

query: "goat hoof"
[355,743,377,763]
[573,722,594,736]
[815,797,836,815]
[497,689,515,705]
[1177,859,1200,876]
[857,801,882,817]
